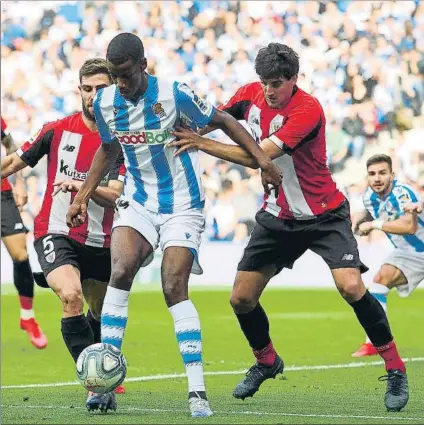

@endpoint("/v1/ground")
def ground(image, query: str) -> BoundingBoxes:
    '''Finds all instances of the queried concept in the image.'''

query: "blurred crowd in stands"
[1,1,423,243]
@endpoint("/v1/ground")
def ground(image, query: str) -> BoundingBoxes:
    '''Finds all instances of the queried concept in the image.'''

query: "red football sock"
[375,340,405,373]
[253,341,276,366]
[19,295,33,311]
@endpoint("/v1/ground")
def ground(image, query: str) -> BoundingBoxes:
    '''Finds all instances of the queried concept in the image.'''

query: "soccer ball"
[76,343,127,394]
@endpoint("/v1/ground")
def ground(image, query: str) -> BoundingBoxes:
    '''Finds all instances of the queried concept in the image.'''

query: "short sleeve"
[173,82,216,129]
[269,106,322,152]
[17,125,54,168]
[219,84,253,120]
[93,89,115,144]
[107,147,126,182]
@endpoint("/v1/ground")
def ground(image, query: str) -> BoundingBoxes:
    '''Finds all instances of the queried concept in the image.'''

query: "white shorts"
[383,249,424,297]
[112,196,205,275]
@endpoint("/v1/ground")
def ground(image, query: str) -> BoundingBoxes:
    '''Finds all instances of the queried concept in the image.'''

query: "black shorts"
[1,190,28,237]
[34,234,111,282]
[238,200,368,276]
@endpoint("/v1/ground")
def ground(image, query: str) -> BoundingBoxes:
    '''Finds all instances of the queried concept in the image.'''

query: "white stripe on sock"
[101,287,130,350]
[21,309,34,320]
[169,300,205,393]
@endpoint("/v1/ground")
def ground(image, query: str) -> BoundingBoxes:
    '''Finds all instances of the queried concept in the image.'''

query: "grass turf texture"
[2,286,423,424]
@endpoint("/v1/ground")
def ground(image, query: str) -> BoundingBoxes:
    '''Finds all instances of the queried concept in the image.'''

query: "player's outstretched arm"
[197,124,219,136]
[67,140,121,227]
[1,153,27,179]
[53,179,123,208]
[170,127,285,166]
[358,214,418,236]
[91,180,123,207]
[170,128,258,168]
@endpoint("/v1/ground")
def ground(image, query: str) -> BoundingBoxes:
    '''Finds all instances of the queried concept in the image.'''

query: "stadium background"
[1,0,424,287]
[2,2,424,424]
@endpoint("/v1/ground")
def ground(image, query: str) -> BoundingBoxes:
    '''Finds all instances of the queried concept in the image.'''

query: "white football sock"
[169,299,206,393]
[101,286,129,351]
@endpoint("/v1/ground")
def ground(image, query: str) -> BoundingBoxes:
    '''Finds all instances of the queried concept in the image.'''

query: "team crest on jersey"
[45,252,55,264]
[29,127,43,143]
[113,108,118,117]
[153,102,167,118]
[269,115,284,134]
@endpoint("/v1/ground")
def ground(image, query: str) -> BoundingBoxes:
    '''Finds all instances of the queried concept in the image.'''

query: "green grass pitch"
[1,286,423,424]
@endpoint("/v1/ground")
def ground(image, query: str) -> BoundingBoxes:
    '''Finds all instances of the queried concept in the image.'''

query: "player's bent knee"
[338,281,364,302]
[59,289,84,315]
[3,234,29,261]
[333,268,365,302]
[374,273,391,286]
[373,272,383,284]
[11,249,29,263]
[110,263,137,290]
[375,265,401,287]
[229,293,256,313]
[336,278,364,302]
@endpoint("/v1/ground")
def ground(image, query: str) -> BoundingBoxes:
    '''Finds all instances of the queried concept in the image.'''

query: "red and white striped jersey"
[1,116,13,192]
[17,112,125,248]
[221,83,345,220]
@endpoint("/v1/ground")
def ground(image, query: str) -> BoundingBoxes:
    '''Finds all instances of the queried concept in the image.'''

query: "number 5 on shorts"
[43,235,56,264]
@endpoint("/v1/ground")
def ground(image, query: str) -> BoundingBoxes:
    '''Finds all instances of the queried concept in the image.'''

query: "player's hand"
[13,181,28,211]
[358,221,373,236]
[66,199,87,228]
[259,160,282,197]
[168,127,204,156]
[403,202,423,214]
[53,180,82,196]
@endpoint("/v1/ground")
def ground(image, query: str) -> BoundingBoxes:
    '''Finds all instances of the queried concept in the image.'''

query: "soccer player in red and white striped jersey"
[2,58,126,409]
[15,113,123,248]
[1,116,47,349]
[169,43,409,412]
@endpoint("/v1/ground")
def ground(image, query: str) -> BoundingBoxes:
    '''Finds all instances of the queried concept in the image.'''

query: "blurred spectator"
[206,179,248,242]
[326,120,350,173]
[342,104,366,159]
[1,0,423,243]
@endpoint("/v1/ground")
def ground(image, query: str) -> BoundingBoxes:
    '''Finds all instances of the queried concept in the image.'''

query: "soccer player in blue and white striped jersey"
[352,154,424,358]
[67,33,282,417]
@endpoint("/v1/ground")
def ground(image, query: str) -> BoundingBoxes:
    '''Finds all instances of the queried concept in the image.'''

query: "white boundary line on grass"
[1,405,423,422]
[2,357,424,389]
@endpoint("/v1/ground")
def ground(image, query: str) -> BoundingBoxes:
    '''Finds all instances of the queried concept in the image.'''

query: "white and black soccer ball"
[76,343,127,394]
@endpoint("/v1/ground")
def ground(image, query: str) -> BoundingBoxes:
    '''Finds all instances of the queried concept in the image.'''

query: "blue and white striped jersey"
[363,180,424,252]
[93,74,216,214]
